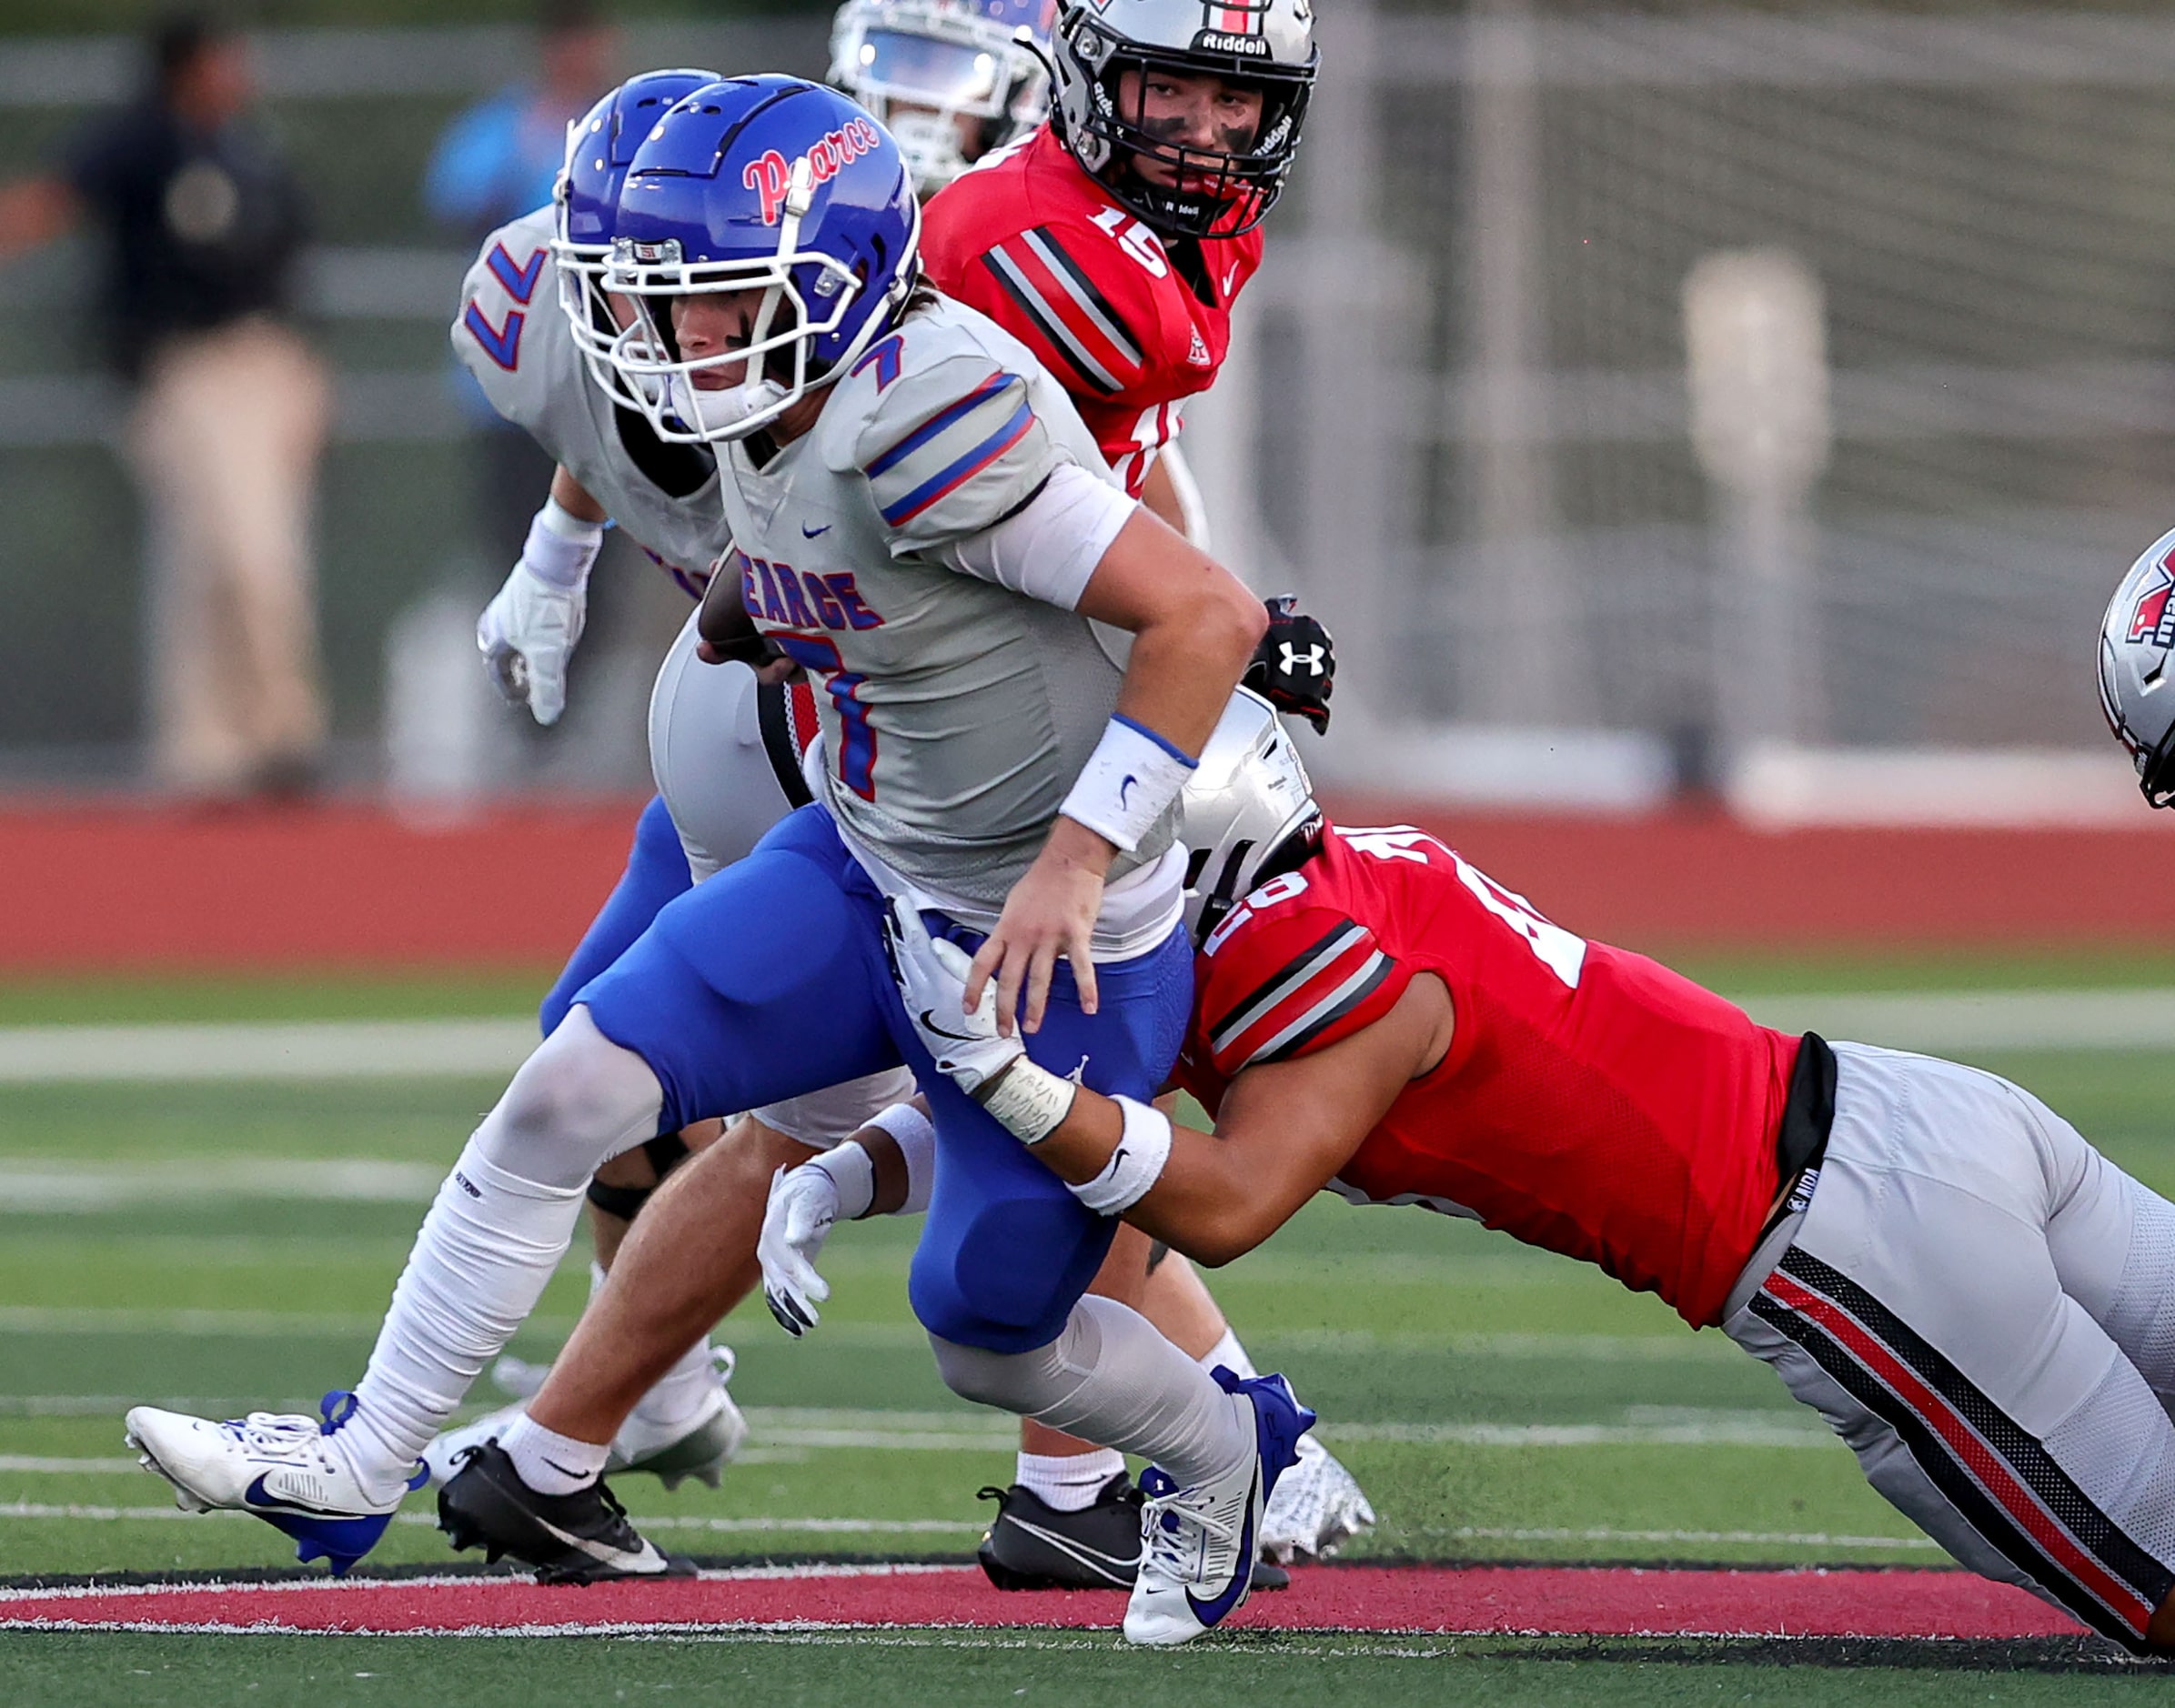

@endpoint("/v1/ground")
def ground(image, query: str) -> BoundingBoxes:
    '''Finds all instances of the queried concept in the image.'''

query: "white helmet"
[829,0,1056,196]
[2099,525,2175,808]
[1050,0,1317,239]
[1178,688,1322,945]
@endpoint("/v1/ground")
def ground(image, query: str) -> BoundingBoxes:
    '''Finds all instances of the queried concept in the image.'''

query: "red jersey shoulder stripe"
[981,227,1143,397]
[1208,918,1399,1074]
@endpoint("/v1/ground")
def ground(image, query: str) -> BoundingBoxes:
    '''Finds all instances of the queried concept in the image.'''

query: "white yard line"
[0,1159,445,1211]
[0,989,2170,1090]
[0,1019,535,1083]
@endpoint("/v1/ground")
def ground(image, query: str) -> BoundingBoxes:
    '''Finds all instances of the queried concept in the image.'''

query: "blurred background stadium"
[7,3,2175,1677]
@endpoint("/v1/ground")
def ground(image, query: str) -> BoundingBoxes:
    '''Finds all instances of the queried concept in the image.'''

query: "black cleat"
[975,1473,1289,1592]
[437,1441,694,1585]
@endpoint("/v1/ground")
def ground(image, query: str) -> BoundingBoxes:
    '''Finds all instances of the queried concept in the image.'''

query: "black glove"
[1244,596,1335,734]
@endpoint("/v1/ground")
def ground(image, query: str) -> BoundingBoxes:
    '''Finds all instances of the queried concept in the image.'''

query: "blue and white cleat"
[125,1391,425,1576]
[1123,1368,1316,1647]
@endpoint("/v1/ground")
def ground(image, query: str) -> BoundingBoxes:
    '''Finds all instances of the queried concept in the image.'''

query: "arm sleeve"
[1198,909,1410,1079]
[853,357,1069,555]
[952,222,1153,400]
[924,460,1137,610]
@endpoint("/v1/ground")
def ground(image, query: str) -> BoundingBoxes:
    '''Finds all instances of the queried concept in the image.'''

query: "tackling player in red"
[856,699,2175,1654]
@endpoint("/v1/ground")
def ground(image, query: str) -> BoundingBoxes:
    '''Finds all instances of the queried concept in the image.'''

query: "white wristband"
[807,1140,878,1222]
[1071,1095,1172,1215]
[522,497,607,591]
[978,1058,1079,1146]
[864,1100,936,1216]
[1059,716,1197,853]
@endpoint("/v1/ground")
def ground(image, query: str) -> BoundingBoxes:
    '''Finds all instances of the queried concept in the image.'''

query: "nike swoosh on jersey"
[802,523,831,538]
[244,1472,355,1518]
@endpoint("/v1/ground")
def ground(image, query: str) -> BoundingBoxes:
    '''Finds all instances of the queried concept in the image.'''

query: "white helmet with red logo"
[1051,0,1317,240]
[2099,525,2175,807]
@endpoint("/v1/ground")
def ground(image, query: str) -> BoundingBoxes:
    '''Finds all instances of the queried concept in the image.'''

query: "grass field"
[3,953,2172,1701]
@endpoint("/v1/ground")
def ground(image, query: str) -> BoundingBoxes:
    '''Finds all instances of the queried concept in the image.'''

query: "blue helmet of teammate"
[553,67,720,411]
[599,75,921,444]
[829,0,1057,195]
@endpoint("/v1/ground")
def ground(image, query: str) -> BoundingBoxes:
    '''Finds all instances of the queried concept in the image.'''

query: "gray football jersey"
[452,206,729,596]
[716,291,1167,918]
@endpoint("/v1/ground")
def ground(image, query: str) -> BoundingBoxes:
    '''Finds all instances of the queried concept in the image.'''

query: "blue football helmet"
[829,0,1056,195]
[552,67,721,412]
[599,76,921,444]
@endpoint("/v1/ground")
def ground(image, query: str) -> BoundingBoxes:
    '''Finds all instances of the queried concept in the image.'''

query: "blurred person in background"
[425,0,617,572]
[0,9,325,802]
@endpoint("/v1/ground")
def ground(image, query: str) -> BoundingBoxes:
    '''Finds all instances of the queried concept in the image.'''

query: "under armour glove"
[1244,597,1336,734]
[884,897,1023,1095]
[759,1159,850,1338]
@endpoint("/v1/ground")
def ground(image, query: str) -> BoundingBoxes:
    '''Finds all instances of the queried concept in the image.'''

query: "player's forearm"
[1003,1076,1294,1266]
[1113,592,1262,759]
[549,467,608,524]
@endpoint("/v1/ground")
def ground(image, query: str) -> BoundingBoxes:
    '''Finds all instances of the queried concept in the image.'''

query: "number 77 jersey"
[1169,823,1803,1331]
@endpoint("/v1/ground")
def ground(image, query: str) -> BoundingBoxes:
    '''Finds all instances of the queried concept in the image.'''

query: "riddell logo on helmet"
[741,117,884,225]
[1194,29,1271,55]
[2130,560,2175,649]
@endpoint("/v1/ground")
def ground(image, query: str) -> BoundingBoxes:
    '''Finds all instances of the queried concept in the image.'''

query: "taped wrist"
[865,1100,937,1215]
[1070,1096,1172,1214]
[522,497,607,592]
[1059,716,1196,853]
[976,1057,1079,1146]
[806,1140,877,1222]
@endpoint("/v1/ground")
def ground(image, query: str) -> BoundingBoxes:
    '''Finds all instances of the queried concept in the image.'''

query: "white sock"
[631,1334,723,1432]
[1015,1447,1126,1512]
[501,1413,610,1496]
[346,1139,586,1502]
[1198,1327,1259,1381]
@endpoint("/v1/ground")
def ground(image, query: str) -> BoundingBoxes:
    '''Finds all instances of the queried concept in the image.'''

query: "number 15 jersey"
[1171,825,1800,1329]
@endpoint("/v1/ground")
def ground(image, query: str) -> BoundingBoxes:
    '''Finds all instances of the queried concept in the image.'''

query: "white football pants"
[1725,1041,2175,1652]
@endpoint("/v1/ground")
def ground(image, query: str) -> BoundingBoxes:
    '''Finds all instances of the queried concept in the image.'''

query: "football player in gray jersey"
[126,79,1295,1645]
[445,69,921,1497]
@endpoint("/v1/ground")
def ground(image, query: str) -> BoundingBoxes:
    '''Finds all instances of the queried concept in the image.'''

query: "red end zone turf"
[0,1564,2083,1640]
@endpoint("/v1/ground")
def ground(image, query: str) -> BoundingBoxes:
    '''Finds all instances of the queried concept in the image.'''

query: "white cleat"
[124,1391,423,1576]
[1260,1432,1375,1563]
[421,1348,747,1492]
[1123,1369,1315,1648]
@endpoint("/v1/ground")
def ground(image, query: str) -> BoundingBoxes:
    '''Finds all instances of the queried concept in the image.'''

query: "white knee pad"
[472,1006,665,1191]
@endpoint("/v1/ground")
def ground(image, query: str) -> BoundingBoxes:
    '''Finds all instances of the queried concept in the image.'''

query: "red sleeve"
[1195,906,1409,1079]
[943,219,1153,404]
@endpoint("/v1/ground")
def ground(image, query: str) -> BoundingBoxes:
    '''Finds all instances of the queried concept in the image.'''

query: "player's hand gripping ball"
[1244,597,1336,734]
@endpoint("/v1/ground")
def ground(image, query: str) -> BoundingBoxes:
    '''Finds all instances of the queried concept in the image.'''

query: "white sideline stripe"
[1415,1523,1938,1551]
[0,989,2171,1089]
[0,1159,446,1210]
[0,1019,535,1083]
[0,1562,962,1603]
[0,1502,982,1535]
[1734,987,2175,1052]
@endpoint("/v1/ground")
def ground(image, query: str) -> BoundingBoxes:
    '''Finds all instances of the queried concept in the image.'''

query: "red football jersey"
[920,126,1263,497]
[1173,825,1799,1330]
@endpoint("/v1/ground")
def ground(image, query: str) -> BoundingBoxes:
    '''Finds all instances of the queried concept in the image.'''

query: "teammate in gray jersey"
[126,77,1295,1645]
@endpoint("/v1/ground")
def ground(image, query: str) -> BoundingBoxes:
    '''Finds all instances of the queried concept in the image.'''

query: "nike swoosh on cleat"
[244,1472,360,1519]
[533,1514,668,1573]
[1182,1465,1260,1628]
[1006,1517,1141,1583]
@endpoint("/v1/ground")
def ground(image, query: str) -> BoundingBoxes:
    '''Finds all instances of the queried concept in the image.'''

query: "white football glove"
[760,1161,841,1338]
[884,897,1022,1095]
[477,559,587,727]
